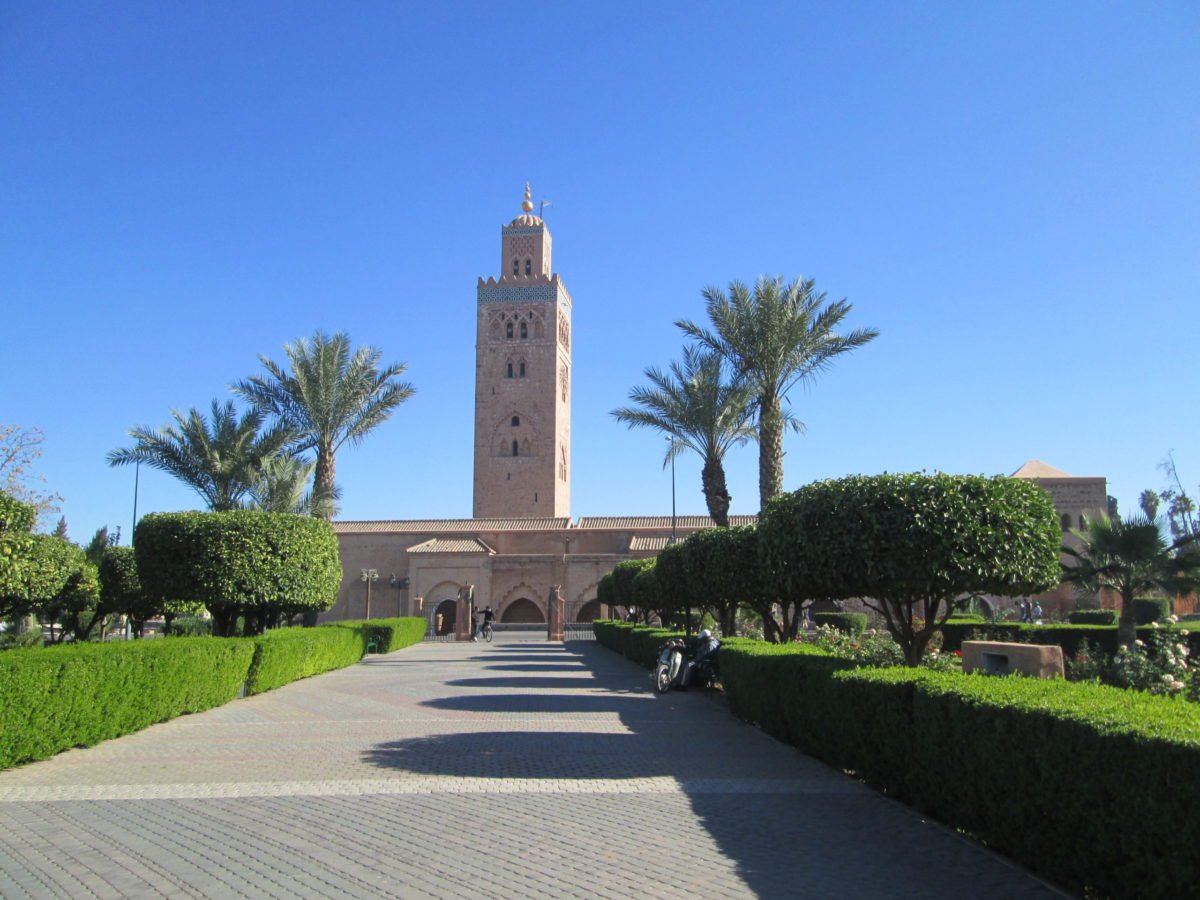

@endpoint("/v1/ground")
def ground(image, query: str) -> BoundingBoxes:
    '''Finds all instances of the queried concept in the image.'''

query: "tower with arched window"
[473,184,572,517]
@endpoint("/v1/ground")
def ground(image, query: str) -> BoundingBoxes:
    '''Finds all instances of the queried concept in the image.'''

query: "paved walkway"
[0,638,1065,899]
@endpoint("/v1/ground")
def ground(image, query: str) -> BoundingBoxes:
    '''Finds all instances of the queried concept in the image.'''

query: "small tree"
[0,491,37,599]
[761,473,1061,665]
[98,546,159,638]
[651,541,691,631]
[607,558,654,624]
[135,510,342,636]
[631,564,659,625]
[1062,513,1200,649]
[685,526,762,637]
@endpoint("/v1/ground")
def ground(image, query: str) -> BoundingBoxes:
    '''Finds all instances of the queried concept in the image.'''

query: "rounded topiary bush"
[135,510,342,636]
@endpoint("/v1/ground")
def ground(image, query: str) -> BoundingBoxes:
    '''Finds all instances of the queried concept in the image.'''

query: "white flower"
[1162,674,1175,684]
[1178,645,1189,657]
[1167,614,1179,624]
[1152,622,1160,629]
[1171,681,1186,692]
[1135,639,1145,648]
[1182,630,1191,637]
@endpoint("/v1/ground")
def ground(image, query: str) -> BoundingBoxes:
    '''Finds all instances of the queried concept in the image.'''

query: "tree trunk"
[1117,589,1137,649]
[701,455,731,527]
[314,447,336,520]
[759,393,784,511]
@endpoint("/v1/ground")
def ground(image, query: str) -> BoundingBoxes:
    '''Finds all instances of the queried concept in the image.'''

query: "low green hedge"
[326,616,426,654]
[1067,609,1118,625]
[940,620,1200,658]
[1133,596,1172,625]
[0,638,254,769]
[812,612,868,635]
[601,623,1200,895]
[718,641,1200,898]
[245,625,366,695]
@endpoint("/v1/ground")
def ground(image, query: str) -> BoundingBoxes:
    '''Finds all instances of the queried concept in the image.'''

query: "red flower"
[954,650,962,657]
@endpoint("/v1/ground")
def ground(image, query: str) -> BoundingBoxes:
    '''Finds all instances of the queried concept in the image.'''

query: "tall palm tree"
[611,346,757,526]
[107,401,292,511]
[677,276,878,511]
[233,330,414,517]
[1062,513,1200,648]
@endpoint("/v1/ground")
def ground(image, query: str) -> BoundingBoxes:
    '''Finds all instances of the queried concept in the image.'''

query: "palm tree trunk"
[701,455,731,527]
[314,447,336,520]
[1117,589,1137,648]
[759,393,784,511]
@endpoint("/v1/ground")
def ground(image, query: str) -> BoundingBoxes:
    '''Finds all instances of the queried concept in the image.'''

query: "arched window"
[520,322,528,339]
[511,415,520,427]
[512,258,519,276]
[506,363,513,378]
[519,361,526,377]
[512,439,519,457]
[525,258,532,275]
[1060,513,1071,530]
[506,323,513,339]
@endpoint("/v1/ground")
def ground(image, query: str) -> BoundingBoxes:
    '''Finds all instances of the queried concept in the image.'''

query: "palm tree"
[233,330,414,517]
[246,455,340,519]
[107,401,292,511]
[611,346,757,526]
[677,276,878,511]
[1062,513,1200,648]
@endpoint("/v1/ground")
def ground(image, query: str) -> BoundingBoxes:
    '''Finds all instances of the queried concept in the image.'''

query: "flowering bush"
[1066,638,1108,682]
[1109,620,1191,696]
[805,624,957,669]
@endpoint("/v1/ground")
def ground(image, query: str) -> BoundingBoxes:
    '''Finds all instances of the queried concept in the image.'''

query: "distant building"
[325,187,739,630]
[324,192,1110,629]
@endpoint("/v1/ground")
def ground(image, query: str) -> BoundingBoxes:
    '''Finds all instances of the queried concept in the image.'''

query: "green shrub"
[1068,609,1118,625]
[712,637,1200,898]
[594,620,687,668]
[326,616,425,653]
[244,625,364,695]
[135,510,342,635]
[165,616,211,637]
[1133,596,1171,625]
[0,638,254,769]
[812,612,868,635]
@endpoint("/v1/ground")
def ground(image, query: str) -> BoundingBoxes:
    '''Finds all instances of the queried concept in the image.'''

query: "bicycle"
[480,620,494,642]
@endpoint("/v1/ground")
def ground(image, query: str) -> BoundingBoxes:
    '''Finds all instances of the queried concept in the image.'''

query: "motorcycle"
[653,637,720,693]
[654,638,688,693]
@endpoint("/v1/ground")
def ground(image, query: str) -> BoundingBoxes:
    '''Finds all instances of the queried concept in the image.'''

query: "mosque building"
[325,186,752,633]
[323,188,1107,631]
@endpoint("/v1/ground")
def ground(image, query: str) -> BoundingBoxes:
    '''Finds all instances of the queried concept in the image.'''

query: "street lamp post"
[360,568,379,619]
[666,437,677,544]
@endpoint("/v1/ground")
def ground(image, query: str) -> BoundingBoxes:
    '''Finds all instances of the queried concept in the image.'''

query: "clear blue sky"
[3,2,1198,543]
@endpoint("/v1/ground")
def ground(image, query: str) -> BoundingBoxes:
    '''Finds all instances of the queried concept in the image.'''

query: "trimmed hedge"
[325,616,426,654]
[1067,609,1118,625]
[939,620,1200,658]
[1,616,428,770]
[598,623,1200,895]
[715,640,1200,899]
[246,625,367,695]
[1133,596,1172,625]
[0,638,255,769]
[812,612,867,635]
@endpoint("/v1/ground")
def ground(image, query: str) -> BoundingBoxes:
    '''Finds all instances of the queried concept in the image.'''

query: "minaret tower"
[472,184,572,518]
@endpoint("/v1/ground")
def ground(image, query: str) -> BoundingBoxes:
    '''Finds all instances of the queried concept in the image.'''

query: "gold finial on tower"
[522,182,534,213]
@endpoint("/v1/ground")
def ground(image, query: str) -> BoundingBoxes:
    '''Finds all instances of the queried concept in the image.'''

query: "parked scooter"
[653,631,721,693]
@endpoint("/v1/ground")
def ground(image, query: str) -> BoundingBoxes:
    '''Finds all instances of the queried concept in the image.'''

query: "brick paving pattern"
[0,638,1067,898]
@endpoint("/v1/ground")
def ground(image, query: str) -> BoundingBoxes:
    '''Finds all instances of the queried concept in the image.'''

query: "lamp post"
[666,437,677,544]
[360,568,379,619]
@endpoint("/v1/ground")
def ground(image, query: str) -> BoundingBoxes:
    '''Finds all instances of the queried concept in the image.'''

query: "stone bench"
[961,640,1064,679]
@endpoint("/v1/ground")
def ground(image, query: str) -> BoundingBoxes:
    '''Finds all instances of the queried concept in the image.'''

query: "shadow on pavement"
[361,642,1059,899]
[483,663,589,672]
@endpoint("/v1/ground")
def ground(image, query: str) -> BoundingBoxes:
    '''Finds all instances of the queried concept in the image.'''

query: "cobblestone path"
[0,637,1066,898]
